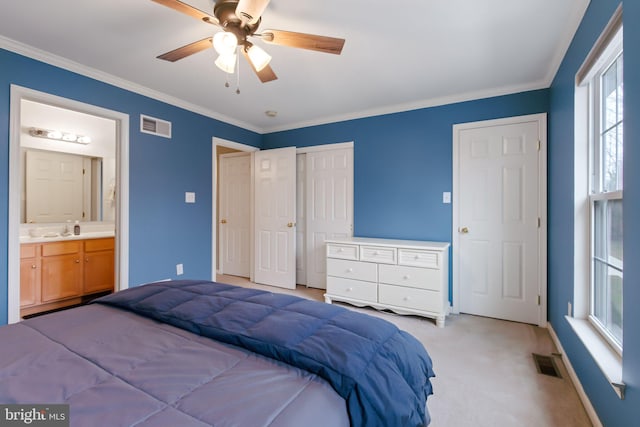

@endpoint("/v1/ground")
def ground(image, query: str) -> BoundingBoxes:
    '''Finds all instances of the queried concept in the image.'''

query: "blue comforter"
[95,280,435,426]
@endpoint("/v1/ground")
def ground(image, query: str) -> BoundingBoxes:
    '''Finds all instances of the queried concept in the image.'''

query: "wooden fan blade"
[241,49,278,83]
[261,30,345,55]
[157,37,213,62]
[151,0,218,25]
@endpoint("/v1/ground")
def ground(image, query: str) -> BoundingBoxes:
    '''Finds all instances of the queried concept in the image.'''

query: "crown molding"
[0,35,262,134]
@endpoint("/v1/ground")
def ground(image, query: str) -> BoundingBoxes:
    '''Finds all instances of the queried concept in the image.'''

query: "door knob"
[287,222,295,228]
[220,219,227,224]
[459,226,469,234]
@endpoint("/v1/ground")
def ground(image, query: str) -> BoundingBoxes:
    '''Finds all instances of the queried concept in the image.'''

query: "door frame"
[452,113,547,326]
[211,137,258,281]
[218,151,252,277]
[8,85,130,324]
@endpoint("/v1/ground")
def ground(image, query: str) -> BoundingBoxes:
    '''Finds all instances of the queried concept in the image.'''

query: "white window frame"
[567,4,624,400]
[588,48,623,355]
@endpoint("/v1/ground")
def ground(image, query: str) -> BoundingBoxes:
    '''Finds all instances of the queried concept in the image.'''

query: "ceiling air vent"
[140,114,171,139]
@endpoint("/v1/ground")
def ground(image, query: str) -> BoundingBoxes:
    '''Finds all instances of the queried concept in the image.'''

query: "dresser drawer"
[398,248,440,269]
[327,277,377,302]
[327,258,377,282]
[20,244,38,259]
[360,246,396,264]
[378,264,441,291]
[326,243,359,260]
[378,284,442,313]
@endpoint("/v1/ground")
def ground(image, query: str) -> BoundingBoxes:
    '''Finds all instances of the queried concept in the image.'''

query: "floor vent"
[532,353,562,378]
[140,114,172,138]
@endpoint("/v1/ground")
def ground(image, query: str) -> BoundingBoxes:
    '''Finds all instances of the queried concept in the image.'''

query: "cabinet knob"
[31,264,37,269]
[75,259,80,263]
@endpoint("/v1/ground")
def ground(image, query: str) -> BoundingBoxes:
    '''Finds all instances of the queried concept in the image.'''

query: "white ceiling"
[0,0,589,133]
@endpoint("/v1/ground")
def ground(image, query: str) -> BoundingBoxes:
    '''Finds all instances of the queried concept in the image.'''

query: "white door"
[25,150,84,223]
[219,152,251,277]
[295,154,307,285]
[305,148,354,289]
[454,115,545,325]
[254,147,297,289]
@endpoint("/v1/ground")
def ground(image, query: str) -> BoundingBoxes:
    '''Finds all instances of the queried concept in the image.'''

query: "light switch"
[185,192,196,203]
[442,192,451,204]
[176,263,183,275]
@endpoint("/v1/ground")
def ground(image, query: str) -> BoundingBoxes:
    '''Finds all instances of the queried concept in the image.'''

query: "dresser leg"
[324,295,333,304]
[435,316,445,328]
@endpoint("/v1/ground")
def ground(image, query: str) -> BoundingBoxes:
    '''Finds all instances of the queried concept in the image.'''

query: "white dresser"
[324,237,450,327]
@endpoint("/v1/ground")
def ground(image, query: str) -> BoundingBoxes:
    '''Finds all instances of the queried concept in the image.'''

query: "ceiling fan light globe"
[247,44,272,72]
[213,31,238,55]
[215,53,237,74]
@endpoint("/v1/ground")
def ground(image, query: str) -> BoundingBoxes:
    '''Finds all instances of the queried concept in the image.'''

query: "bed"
[0,280,435,426]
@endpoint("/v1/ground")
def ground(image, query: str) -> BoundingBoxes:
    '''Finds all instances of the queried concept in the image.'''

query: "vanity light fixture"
[28,127,91,144]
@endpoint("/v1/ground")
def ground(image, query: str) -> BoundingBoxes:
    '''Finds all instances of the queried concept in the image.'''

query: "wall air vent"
[140,114,172,139]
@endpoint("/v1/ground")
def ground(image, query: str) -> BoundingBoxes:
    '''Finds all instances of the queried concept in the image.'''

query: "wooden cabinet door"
[41,253,82,302]
[20,253,40,307]
[84,250,114,293]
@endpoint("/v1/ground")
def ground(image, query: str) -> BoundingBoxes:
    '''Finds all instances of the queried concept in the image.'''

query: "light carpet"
[218,274,593,427]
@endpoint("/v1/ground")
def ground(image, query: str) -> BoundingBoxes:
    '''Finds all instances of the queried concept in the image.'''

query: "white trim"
[295,141,353,154]
[566,317,624,399]
[0,33,582,136]
[547,323,604,426]
[263,82,551,134]
[0,35,261,134]
[211,137,258,282]
[8,85,129,324]
[451,113,547,326]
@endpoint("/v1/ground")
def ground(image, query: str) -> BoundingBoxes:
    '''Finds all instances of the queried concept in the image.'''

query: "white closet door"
[219,153,251,277]
[457,119,542,324]
[254,147,297,289]
[305,148,354,289]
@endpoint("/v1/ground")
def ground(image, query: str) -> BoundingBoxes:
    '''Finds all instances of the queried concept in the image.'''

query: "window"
[570,7,624,397]
[590,51,623,351]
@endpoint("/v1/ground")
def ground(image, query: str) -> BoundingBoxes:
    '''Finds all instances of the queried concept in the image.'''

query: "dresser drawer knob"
[346,268,353,273]
[403,296,410,301]
[403,275,410,280]
[373,251,379,255]
[414,255,420,260]
[346,287,353,292]
[337,248,344,253]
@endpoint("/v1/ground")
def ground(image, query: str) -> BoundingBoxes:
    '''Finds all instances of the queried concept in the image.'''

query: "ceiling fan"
[152,0,346,83]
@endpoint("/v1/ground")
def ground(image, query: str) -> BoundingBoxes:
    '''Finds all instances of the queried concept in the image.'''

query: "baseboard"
[547,322,602,427]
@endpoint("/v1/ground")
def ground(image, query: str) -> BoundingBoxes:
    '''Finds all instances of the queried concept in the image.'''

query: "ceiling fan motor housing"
[214,0,261,45]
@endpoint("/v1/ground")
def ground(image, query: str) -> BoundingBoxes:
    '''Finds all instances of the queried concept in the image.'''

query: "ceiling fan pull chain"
[236,50,241,94]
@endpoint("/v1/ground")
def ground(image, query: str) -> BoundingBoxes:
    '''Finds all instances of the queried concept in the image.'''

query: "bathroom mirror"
[20,99,117,224]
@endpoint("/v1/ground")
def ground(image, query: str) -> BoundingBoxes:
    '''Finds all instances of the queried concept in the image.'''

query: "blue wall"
[0,48,261,323]
[1,1,638,424]
[548,0,638,425]
[263,90,549,242]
